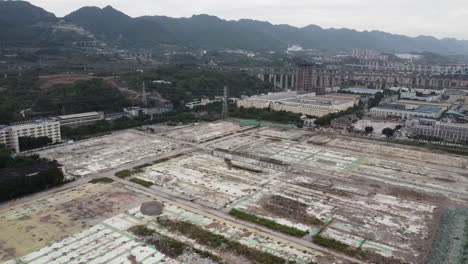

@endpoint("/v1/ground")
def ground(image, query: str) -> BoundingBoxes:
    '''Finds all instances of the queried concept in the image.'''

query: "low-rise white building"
[123,107,170,117]
[185,97,223,109]
[53,112,104,127]
[399,88,444,102]
[0,120,61,153]
[406,119,468,142]
[236,91,356,117]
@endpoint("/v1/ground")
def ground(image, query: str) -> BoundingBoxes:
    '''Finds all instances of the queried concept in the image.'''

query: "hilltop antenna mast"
[222,86,228,118]
[142,81,148,106]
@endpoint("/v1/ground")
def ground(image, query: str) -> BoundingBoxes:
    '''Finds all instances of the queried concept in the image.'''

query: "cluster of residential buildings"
[236,91,359,117]
[351,48,389,61]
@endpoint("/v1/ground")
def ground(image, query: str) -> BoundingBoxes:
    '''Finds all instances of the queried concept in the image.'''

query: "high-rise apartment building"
[296,64,326,95]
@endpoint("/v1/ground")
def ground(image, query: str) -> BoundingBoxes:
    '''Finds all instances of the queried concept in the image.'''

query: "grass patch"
[130,225,223,263]
[229,208,308,237]
[130,178,154,188]
[115,170,132,179]
[115,154,185,178]
[312,235,360,256]
[264,195,324,226]
[89,177,114,184]
[158,218,294,264]
[129,225,156,236]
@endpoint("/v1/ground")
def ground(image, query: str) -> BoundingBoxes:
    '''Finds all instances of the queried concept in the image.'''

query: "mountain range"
[1,0,468,55]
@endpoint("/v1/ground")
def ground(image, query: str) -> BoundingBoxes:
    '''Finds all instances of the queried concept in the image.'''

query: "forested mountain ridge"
[2,0,468,54]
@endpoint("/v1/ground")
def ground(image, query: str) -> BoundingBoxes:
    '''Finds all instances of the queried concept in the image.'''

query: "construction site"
[1,121,467,264]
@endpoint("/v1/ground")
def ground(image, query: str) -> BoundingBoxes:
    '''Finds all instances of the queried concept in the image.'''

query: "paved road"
[101,172,365,264]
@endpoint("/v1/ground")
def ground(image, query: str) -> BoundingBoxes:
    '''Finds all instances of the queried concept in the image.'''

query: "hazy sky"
[27,0,468,40]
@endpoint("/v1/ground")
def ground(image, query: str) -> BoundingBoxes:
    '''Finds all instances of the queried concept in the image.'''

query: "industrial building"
[53,112,104,127]
[236,91,356,117]
[123,107,170,117]
[340,88,382,95]
[370,100,448,120]
[370,105,446,119]
[406,119,468,142]
[0,120,61,153]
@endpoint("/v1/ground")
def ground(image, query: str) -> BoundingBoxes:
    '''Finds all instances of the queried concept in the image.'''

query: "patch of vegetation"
[382,127,395,138]
[122,65,275,108]
[230,106,304,126]
[130,225,223,263]
[60,111,216,140]
[158,218,294,264]
[89,177,114,184]
[229,208,308,237]
[129,225,156,237]
[307,141,328,145]
[129,178,154,188]
[314,105,362,126]
[263,195,324,226]
[115,169,132,179]
[19,136,52,152]
[0,144,65,202]
[35,78,132,114]
[312,235,360,256]
[0,145,46,170]
[116,154,184,179]
[389,187,430,200]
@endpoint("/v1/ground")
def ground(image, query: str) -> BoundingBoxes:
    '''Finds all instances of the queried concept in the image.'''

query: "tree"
[365,126,374,134]
[382,127,394,137]
[19,136,52,152]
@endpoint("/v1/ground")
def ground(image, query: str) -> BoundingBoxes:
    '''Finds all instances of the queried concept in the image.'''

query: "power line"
[222,86,228,118]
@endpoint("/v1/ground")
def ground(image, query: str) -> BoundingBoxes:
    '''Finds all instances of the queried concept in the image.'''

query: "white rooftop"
[56,112,102,120]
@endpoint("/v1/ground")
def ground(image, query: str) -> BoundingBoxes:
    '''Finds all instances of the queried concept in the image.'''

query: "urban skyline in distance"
[26,0,468,40]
